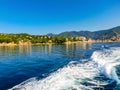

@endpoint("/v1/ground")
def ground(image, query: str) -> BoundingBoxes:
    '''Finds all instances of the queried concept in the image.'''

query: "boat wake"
[9,47,120,90]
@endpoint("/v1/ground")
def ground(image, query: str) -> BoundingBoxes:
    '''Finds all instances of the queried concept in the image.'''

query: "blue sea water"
[0,42,120,90]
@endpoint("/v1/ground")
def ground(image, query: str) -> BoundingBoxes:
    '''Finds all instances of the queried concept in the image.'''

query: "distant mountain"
[58,26,120,40]
[46,33,57,37]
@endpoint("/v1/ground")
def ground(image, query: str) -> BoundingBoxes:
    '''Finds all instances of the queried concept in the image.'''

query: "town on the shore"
[0,33,120,46]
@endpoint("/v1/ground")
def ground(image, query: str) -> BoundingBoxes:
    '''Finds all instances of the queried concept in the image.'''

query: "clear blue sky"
[0,0,120,35]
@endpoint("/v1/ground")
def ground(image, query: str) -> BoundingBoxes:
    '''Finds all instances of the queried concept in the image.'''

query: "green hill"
[58,26,120,40]
[0,26,120,44]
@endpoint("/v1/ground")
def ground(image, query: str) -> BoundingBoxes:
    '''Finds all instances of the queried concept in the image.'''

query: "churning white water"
[91,47,120,83]
[9,47,120,90]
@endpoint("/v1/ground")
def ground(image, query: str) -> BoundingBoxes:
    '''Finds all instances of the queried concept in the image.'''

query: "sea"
[0,42,120,90]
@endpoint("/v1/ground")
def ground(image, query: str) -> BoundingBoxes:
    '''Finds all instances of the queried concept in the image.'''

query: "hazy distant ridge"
[58,26,120,39]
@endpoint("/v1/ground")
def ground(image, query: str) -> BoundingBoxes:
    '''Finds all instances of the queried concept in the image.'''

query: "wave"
[9,47,120,90]
[91,47,120,83]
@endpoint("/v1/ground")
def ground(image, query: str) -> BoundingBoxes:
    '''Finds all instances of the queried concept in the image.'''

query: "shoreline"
[0,41,120,46]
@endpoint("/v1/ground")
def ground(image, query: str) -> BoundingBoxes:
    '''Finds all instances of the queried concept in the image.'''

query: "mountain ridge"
[57,26,120,39]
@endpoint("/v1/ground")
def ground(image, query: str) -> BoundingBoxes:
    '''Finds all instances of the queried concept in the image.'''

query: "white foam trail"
[9,47,120,90]
[9,61,104,90]
[91,47,120,83]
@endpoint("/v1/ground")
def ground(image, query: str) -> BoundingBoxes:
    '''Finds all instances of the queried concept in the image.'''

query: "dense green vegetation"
[0,26,120,44]
[58,26,120,40]
[0,33,86,44]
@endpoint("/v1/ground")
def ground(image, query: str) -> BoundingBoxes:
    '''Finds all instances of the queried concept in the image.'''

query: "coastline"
[0,40,119,47]
[0,43,17,46]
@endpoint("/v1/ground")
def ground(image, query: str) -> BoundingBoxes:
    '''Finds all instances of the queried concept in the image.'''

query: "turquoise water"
[0,42,120,90]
